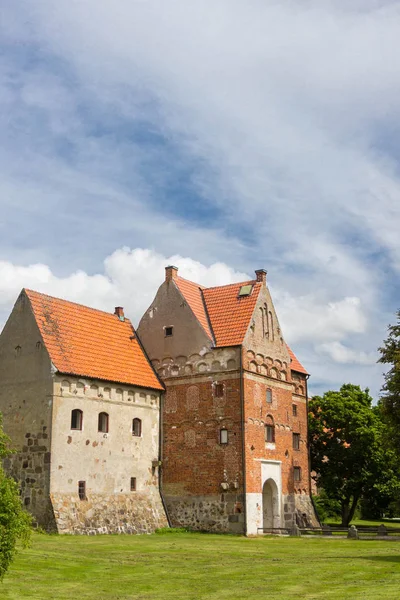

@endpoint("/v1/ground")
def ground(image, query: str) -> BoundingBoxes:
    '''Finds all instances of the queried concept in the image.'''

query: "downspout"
[239,347,248,536]
[305,374,321,526]
[133,327,171,527]
[158,390,171,527]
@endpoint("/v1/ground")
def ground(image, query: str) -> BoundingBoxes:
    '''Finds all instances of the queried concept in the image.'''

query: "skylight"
[238,284,253,297]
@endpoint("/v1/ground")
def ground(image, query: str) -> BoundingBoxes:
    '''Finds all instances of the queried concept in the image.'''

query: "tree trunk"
[341,495,360,527]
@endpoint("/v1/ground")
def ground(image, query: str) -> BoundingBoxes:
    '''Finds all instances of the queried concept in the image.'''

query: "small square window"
[293,433,300,450]
[132,418,142,437]
[220,428,228,444]
[78,481,86,501]
[266,389,272,403]
[214,383,224,398]
[292,404,297,417]
[238,284,253,297]
[294,467,302,482]
[165,326,173,337]
[265,425,275,443]
[130,477,137,491]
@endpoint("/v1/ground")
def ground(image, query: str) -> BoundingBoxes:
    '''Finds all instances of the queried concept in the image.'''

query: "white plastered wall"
[246,460,282,535]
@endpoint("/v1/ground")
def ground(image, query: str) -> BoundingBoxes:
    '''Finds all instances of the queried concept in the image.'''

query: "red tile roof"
[287,345,308,375]
[203,281,262,347]
[173,275,308,375]
[25,289,163,390]
[173,277,213,339]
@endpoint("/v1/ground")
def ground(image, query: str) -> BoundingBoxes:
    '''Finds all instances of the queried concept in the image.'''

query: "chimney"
[255,269,267,285]
[165,265,178,282]
[114,307,125,320]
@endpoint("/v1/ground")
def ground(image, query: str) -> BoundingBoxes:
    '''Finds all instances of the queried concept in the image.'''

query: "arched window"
[220,428,228,445]
[98,412,109,433]
[71,409,83,430]
[266,389,272,403]
[132,418,142,437]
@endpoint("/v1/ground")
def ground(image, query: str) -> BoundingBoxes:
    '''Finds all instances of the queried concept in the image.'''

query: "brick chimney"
[165,265,178,282]
[114,307,124,320]
[255,269,267,284]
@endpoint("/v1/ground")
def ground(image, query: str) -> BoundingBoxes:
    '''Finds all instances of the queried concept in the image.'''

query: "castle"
[0,267,317,534]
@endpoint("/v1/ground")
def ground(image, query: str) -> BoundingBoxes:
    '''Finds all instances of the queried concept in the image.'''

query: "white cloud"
[1,1,399,400]
[316,341,377,365]
[0,248,248,327]
[276,294,367,344]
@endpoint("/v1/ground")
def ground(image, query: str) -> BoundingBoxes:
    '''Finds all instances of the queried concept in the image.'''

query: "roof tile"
[174,277,213,340]
[25,289,163,390]
[203,281,262,347]
[287,345,308,375]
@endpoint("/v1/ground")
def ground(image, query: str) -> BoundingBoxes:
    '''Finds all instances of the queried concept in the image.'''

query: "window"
[265,424,275,443]
[78,481,86,500]
[293,433,300,450]
[214,383,224,398]
[71,409,83,430]
[165,326,173,337]
[132,418,142,437]
[292,404,298,417]
[130,477,137,491]
[238,284,253,297]
[294,467,302,482]
[266,389,272,403]
[220,428,228,444]
[98,412,109,433]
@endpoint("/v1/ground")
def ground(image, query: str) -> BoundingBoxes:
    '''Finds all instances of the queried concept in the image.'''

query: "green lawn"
[2,531,400,600]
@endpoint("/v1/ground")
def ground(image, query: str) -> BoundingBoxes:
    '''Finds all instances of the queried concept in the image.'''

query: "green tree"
[0,414,31,581]
[378,310,400,451]
[309,384,399,526]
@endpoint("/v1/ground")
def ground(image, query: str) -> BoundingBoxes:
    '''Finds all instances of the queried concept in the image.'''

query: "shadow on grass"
[361,555,400,564]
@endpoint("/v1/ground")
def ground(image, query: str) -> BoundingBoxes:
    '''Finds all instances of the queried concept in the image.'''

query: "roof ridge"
[175,275,206,289]
[24,289,131,322]
[204,279,256,292]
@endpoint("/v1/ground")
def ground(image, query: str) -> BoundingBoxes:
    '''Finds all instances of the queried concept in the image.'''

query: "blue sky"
[1,0,400,398]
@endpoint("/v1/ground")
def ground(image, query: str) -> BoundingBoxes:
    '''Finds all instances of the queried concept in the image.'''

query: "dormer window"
[238,284,253,297]
[165,326,173,337]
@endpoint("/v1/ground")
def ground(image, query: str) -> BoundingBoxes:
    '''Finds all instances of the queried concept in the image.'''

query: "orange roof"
[203,281,262,347]
[25,289,163,390]
[173,277,213,340]
[173,274,308,374]
[287,345,308,375]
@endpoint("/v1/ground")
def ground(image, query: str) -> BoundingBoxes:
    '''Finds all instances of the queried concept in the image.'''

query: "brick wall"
[162,373,245,532]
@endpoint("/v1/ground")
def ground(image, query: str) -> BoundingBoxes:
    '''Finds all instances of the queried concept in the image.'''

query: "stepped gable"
[287,344,308,375]
[173,270,308,374]
[24,289,163,390]
[202,280,262,347]
[173,276,213,340]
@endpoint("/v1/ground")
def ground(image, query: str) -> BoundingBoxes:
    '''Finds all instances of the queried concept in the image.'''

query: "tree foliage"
[378,310,400,451]
[309,384,399,526]
[0,414,31,581]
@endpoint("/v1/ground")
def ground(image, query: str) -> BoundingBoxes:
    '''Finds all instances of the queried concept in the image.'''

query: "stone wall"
[50,375,167,533]
[51,491,168,534]
[0,291,55,529]
[166,494,245,534]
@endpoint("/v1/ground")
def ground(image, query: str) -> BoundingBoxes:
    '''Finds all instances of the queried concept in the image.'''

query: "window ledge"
[265,442,276,450]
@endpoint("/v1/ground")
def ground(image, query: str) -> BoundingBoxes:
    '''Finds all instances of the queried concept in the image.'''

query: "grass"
[325,518,400,529]
[2,530,400,600]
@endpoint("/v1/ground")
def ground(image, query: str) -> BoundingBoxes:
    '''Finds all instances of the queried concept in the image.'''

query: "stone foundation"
[294,493,320,528]
[166,494,245,534]
[283,494,319,529]
[51,492,168,534]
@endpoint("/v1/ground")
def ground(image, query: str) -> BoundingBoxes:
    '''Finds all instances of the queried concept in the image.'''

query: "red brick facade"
[137,267,318,534]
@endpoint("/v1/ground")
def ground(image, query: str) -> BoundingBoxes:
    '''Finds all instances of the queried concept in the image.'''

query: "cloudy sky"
[1,0,399,398]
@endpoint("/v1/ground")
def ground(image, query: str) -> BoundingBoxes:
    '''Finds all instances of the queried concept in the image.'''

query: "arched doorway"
[262,478,279,530]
